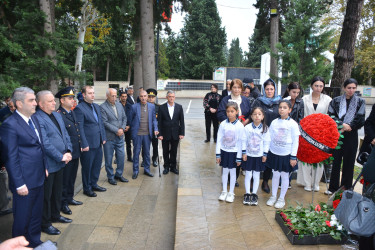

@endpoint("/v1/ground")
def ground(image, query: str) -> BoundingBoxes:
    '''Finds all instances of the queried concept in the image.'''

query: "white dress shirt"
[167,102,175,119]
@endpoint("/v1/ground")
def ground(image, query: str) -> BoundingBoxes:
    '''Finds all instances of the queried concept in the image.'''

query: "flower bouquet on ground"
[275,203,347,245]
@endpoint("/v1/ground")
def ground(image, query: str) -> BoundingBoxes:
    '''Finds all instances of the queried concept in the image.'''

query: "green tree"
[228,38,243,67]
[245,0,288,68]
[182,0,226,79]
[165,32,183,79]
[276,0,333,87]
[157,38,170,79]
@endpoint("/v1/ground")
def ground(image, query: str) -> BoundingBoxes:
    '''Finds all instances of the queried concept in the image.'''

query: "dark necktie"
[91,105,98,122]
[28,119,35,131]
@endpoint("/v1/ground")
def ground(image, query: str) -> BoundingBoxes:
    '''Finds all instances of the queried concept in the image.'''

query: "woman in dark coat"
[327,78,366,193]
[203,84,222,143]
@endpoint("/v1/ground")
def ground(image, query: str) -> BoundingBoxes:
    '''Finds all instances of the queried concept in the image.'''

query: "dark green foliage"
[182,0,226,79]
[276,0,333,87]
[228,38,243,67]
[245,0,288,68]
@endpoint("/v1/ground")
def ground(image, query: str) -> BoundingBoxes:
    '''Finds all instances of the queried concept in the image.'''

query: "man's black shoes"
[92,185,106,192]
[61,205,72,215]
[51,216,72,223]
[83,190,97,197]
[42,226,61,235]
[68,199,83,206]
[114,175,129,183]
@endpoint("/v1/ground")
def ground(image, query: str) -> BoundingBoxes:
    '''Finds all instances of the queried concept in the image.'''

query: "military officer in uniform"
[147,88,159,167]
[56,87,83,215]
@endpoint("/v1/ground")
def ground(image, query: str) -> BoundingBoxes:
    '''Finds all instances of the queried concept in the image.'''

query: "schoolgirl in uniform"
[243,107,270,206]
[266,100,300,209]
[216,102,246,203]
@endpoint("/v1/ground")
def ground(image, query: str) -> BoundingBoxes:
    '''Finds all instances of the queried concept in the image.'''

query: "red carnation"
[325,221,331,227]
[286,219,291,223]
[297,114,340,164]
[332,199,340,209]
[323,211,329,217]
[294,230,299,235]
[315,204,321,212]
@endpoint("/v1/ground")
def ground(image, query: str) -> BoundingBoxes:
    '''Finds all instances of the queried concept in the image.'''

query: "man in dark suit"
[0,100,15,123]
[74,86,107,197]
[221,79,232,97]
[100,88,128,185]
[158,90,185,175]
[0,87,47,247]
[126,86,135,105]
[35,90,73,235]
[120,92,132,162]
[128,90,158,179]
[56,87,83,216]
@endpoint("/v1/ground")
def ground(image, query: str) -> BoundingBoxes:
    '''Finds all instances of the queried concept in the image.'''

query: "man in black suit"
[126,86,135,105]
[0,87,47,248]
[221,79,231,97]
[158,90,185,175]
[56,87,83,216]
[120,92,133,162]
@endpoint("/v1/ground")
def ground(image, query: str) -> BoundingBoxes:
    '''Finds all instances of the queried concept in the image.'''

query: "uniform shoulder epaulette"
[57,110,61,113]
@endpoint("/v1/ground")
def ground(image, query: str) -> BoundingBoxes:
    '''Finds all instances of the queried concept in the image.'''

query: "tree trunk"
[106,57,110,81]
[331,0,364,88]
[133,35,143,92]
[140,0,156,90]
[270,0,279,78]
[127,61,132,83]
[39,0,58,93]
[75,26,86,73]
[92,68,96,81]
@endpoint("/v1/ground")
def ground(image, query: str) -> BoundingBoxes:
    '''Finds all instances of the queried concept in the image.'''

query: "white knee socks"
[222,168,229,192]
[272,170,289,200]
[271,170,281,197]
[229,168,236,194]
[245,171,260,194]
[245,171,252,194]
[252,171,260,194]
[279,172,289,200]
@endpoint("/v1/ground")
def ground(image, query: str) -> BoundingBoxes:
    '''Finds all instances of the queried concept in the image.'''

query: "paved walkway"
[174,119,361,249]
[0,109,364,249]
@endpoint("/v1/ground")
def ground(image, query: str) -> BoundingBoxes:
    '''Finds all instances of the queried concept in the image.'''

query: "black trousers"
[42,167,64,228]
[329,130,358,192]
[125,130,132,160]
[162,139,179,170]
[152,137,158,161]
[205,111,219,141]
[61,158,79,206]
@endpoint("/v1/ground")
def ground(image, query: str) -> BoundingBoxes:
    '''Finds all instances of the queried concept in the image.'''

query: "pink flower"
[294,230,299,235]
[323,211,329,216]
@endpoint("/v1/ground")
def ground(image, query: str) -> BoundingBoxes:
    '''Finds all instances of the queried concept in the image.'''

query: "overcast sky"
[166,0,258,53]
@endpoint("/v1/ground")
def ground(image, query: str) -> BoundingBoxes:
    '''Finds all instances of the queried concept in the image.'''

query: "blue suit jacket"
[0,112,47,191]
[74,101,106,149]
[36,109,72,173]
[129,102,158,140]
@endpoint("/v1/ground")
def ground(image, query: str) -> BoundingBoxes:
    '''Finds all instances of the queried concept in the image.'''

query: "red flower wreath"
[297,113,340,164]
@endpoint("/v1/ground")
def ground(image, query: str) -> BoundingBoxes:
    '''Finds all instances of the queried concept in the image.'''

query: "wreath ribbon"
[299,124,334,154]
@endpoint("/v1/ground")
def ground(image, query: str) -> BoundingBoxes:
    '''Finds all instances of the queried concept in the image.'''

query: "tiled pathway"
[174,119,359,249]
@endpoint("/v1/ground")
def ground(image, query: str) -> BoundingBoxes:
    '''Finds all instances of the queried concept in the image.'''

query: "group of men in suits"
[0,85,185,248]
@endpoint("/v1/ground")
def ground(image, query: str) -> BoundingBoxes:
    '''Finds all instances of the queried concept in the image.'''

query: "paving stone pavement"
[174,119,361,250]
[0,116,363,249]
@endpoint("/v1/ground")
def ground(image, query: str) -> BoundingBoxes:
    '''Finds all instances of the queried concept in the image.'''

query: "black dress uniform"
[55,87,83,214]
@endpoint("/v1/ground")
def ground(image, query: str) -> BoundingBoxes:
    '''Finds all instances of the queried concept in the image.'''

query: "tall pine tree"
[182,0,226,79]
[228,38,243,67]
[277,0,333,87]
